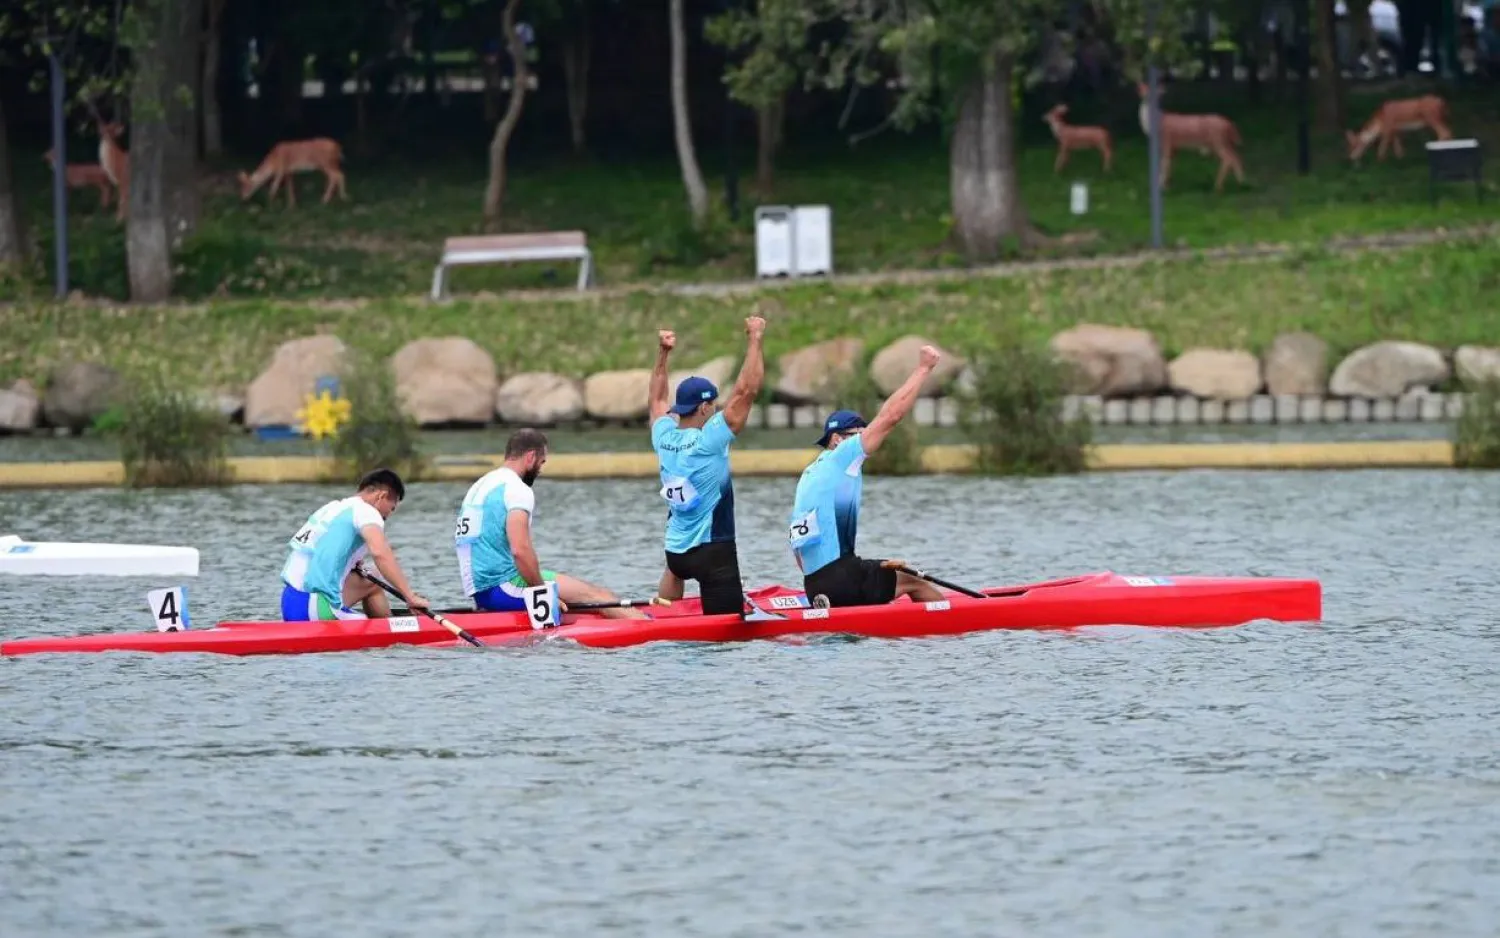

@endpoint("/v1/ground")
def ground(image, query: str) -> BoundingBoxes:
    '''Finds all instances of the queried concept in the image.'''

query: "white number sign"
[146,586,191,632]
[659,475,701,511]
[787,510,822,549]
[524,583,562,630]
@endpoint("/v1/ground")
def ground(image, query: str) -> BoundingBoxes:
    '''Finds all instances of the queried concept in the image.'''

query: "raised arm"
[720,315,766,434]
[860,345,940,455]
[648,330,676,422]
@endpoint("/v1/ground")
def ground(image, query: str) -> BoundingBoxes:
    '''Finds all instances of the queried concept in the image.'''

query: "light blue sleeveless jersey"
[787,435,867,575]
[651,412,737,554]
[454,467,535,596]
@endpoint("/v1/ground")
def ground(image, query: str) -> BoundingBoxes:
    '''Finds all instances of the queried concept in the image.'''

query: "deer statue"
[1345,94,1453,163]
[1042,104,1113,173]
[1135,81,1245,193]
[42,149,116,211]
[238,138,349,208]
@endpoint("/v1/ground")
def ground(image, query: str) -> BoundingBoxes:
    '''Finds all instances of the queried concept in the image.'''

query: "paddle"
[881,560,987,599]
[357,570,485,647]
[567,597,671,611]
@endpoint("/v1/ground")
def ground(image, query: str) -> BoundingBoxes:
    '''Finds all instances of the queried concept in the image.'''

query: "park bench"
[430,230,594,300]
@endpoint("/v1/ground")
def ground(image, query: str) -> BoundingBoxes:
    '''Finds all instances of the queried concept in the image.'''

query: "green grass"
[1,234,1495,392]
[5,80,1497,303]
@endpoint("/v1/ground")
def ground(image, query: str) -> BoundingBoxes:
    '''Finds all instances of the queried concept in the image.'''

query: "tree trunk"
[200,0,226,157]
[948,50,1032,263]
[0,92,26,269]
[482,0,530,230]
[1312,0,1346,133]
[127,0,200,302]
[754,95,785,194]
[561,15,591,156]
[669,0,710,226]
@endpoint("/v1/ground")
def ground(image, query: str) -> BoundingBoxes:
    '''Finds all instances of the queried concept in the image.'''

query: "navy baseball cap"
[670,376,720,415]
[816,409,867,447]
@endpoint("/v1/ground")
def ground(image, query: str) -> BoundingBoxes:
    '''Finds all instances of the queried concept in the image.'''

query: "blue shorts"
[281,584,365,621]
[473,570,558,612]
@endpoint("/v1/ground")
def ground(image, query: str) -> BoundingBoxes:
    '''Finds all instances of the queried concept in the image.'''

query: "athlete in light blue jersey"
[456,429,646,620]
[280,468,429,621]
[648,316,766,616]
[788,345,947,609]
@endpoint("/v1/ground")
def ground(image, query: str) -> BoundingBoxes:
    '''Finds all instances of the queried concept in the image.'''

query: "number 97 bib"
[787,509,822,550]
[659,474,701,512]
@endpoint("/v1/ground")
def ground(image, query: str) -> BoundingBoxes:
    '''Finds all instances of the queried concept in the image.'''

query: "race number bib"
[787,509,822,550]
[146,586,191,632]
[659,474,701,511]
[523,582,562,630]
[454,505,484,543]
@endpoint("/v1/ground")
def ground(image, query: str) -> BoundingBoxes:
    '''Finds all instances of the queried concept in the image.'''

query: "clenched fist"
[918,345,941,370]
[658,330,676,352]
[745,316,766,340]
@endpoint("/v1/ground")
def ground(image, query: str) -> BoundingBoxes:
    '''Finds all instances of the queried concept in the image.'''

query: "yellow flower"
[296,390,352,440]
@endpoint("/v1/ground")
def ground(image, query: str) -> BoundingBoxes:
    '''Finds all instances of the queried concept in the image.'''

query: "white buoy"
[0,535,200,577]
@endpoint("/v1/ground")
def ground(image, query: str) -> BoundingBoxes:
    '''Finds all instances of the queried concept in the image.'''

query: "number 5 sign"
[523,583,562,629]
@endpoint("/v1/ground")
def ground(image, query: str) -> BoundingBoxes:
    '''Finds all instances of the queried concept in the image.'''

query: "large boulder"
[1263,332,1329,396]
[0,379,40,433]
[41,362,122,431]
[584,369,652,421]
[244,335,348,428]
[775,338,864,404]
[1455,346,1500,388]
[1049,324,1167,397]
[496,373,585,425]
[1167,349,1263,400]
[670,356,738,397]
[1328,340,1449,398]
[391,337,498,427]
[869,335,965,396]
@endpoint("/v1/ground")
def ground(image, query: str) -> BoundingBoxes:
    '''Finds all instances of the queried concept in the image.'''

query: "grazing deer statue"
[238,138,349,207]
[42,149,117,210]
[1042,104,1113,173]
[1345,94,1453,163]
[1136,81,1245,193]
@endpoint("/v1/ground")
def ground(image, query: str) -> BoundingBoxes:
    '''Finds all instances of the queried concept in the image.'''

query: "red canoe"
[0,572,1321,658]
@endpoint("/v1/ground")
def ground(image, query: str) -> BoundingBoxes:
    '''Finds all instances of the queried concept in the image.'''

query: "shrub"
[830,369,924,477]
[329,349,425,480]
[102,373,233,487]
[956,340,1092,476]
[1454,379,1500,469]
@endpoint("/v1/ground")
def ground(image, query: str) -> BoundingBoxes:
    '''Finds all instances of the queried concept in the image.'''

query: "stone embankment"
[2,328,1497,435]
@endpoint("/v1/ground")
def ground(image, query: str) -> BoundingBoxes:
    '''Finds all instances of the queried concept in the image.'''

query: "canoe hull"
[0,572,1321,657]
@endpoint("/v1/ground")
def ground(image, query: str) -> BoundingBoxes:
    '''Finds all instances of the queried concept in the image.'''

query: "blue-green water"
[2,469,1498,937]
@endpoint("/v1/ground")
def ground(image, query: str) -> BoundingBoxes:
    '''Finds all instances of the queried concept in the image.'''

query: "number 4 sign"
[523,583,562,630]
[146,586,191,632]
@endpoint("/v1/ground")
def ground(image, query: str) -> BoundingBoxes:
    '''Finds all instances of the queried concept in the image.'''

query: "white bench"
[430,231,594,299]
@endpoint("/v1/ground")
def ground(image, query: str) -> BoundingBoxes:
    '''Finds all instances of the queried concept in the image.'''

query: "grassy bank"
[1,234,1495,391]
[4,81,1497,302]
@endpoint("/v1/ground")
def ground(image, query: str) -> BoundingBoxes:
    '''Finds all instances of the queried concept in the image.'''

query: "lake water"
[3,469,1499,937]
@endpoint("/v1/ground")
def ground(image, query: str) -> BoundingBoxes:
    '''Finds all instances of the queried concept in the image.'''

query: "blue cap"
[670,376,720,415]
[816,409,867,447]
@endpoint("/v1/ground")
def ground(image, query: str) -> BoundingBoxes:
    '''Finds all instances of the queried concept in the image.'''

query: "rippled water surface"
[3,470,1499,937]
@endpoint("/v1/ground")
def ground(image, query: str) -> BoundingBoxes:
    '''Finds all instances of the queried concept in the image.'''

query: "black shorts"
[666,540,744,616]
[803,555,898,609]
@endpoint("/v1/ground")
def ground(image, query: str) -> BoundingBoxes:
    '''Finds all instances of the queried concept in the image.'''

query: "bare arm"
[506,510,544,586]
[648,330,676,422]
[361,524,427,608]
[860,345,940,456]
[720,315,766,434]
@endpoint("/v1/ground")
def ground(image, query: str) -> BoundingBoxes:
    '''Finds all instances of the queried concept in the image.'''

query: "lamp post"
[47,46,69,298]
[1146,1,1163,249]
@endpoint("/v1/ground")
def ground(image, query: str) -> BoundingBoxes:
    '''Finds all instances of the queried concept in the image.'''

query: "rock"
[496,372,586,425]
[583,369,652,421]
[0,379,41,433]
[1263,332,1329,396]
[869,335,965,396]
[391,337,498,427]
[1455,346,1500,388]
[41,362,122,431]
[1328,340,1449,398]
[670,355,737,396]
[1167,349,1263,400]
[244,335,348,428]
[1049,324,1168,397]
[774,338,865,404]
